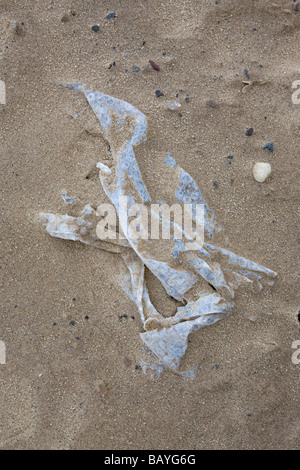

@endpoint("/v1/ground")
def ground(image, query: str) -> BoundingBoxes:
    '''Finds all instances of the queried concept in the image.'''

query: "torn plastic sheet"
[40,84,277,377]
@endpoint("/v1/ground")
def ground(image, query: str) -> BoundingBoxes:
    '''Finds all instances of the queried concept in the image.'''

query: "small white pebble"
[252,162,272,182]
[167,101,181,111]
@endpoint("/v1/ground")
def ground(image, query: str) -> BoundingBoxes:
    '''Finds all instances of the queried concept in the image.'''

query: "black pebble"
[297,311,300,323]
[85,316,89,320]
[92,25,100,32]
[106,12,116,19]
[263,142,274,152]
[244,68,250,80]
[155,90,164,97]
[118,314,128,322]
[246,128,253,136]
[69,321,76,326]
[213,181,219,189]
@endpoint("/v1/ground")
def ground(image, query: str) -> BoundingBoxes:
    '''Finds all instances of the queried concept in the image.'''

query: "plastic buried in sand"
[40,84,277,378]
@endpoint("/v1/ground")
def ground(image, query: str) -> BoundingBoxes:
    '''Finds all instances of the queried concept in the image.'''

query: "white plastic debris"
[253,162,272,182]
[96,162,112,175]
[40,84,277,377]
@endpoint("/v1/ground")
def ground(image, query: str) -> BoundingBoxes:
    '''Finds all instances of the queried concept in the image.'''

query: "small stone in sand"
[155,90,164,97]
[263,142,274,152]
[106,12,117,19]
[246,128,253,136]
[167,101,181,110]
[92,25,100,32]
[253,162,272,182]
[149,60,160,71]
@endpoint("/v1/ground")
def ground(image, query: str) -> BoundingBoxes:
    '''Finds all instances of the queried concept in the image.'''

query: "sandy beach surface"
[0,0,299,450]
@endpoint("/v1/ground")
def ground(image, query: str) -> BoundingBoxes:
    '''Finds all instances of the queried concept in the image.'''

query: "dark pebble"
[132,65,140,73]
[155,90,164,97]
[297,311,300,323]
[149,60,160,71]
[213,181,219,189]
[118,314,128,322]
[185,97,189,103]
[244,68,250,80]
[92,25,100,32]
[72,297,76,301]
[69,321,76,326]
[106,12,116,19]
[61,15,69,23]
[135,365,142,370]
[85,316,89,320]
[263,142,274,152]
[246,127,253,136]
[227,155,233,159]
